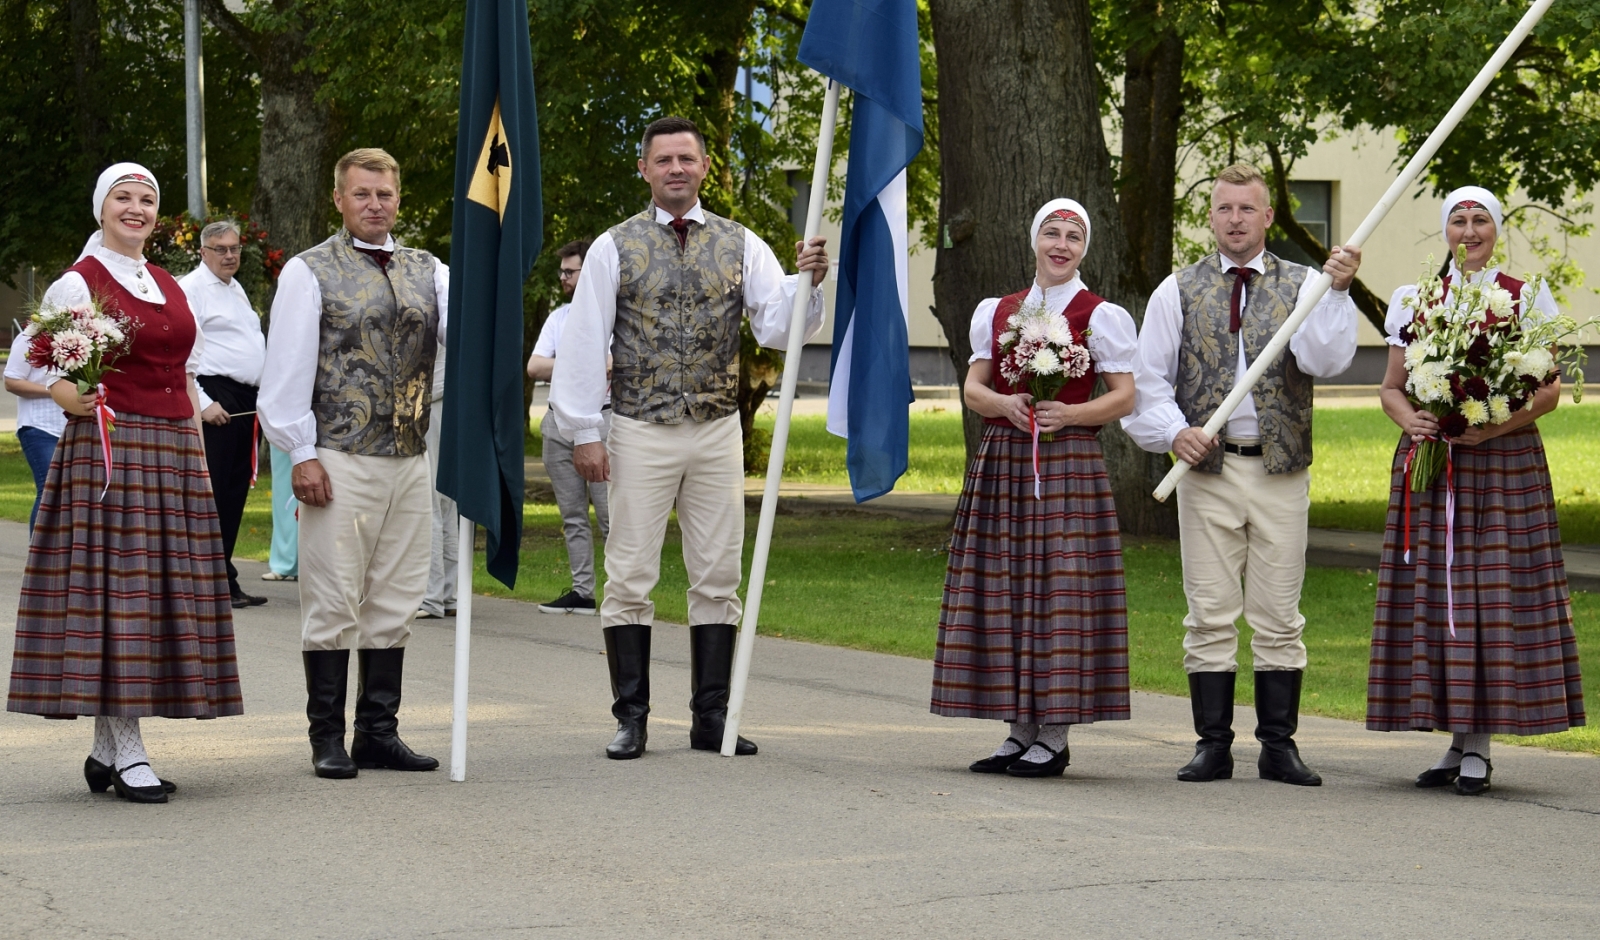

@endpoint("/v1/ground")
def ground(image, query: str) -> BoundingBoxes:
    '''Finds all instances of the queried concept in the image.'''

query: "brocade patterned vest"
[609,209,746,424]
[300,231,439,457]
[1174,252,1314,475]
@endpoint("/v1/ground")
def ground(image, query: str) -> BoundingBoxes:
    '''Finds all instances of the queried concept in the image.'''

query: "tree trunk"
[201,0,335,269]
[1119,13,1183,298]
[929,0,1177,537]
[67,0,106,169]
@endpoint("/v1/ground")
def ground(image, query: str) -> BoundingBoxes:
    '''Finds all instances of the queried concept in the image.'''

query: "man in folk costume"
[260,148,447,779]
[549,116,829,760]
[1123,163,1361,786]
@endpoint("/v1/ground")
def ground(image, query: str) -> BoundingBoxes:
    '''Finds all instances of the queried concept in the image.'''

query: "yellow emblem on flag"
[467,98,512,220]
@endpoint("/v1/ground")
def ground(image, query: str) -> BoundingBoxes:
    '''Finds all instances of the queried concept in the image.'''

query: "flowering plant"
[996,295,1092,442]
[23,297,142,396]
[1399,251,1588,490]
[145,212,283,309]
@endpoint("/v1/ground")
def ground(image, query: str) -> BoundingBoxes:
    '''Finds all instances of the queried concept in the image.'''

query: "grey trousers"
[540,408,610,597]
[422,398,460,616]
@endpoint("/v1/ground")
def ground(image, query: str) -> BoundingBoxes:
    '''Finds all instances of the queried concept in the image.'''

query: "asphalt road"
[1,516,1598,939]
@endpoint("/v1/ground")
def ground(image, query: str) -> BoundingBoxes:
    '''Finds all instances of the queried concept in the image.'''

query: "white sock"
[993,722,1039,758]
[107,717,160,788]
[1459,734,1491,778]
[1018,723,1069,764]
[90,716,116,765]
[1429,733,1466,771]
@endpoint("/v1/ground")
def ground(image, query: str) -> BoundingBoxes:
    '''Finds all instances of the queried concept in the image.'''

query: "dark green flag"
[439,0,542,587]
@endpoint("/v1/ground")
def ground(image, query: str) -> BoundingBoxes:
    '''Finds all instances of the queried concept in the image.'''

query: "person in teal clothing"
[263,443,299,580]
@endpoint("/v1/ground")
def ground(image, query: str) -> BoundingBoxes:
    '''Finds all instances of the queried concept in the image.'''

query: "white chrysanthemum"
[1518,347,1554,379]
[1020,319,1049,344]
[1404,341,1428,369]
[1488,395,1512,424]
[1460,398,1490,426]
[51,329,92,372]
[1487,287,1514,317]
[1044,320,1074,346]
[997,331,1016,347]
[1028,347,1061,375]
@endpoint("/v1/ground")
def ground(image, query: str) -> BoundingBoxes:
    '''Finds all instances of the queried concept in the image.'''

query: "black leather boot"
[1177,671,1236,782]
[350,648,439,771]
[604,625,651,760]
[303,650,358,779]
[688,624,757,756]
[1255,670,1322,786]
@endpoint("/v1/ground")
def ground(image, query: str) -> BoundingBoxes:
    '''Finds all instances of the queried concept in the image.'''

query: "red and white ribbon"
[249,414,260,488]
[1399,439,1458,637]
[94,383,116,500]
[1030,407,1042,500]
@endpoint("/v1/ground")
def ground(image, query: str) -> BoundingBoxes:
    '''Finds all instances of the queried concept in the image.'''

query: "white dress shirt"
[259,235,450,465]
[966,276,1139,373]
[1123,251,1357,452]
[531,301,572,358]
[177,262,266,410]
[1383,262,1560,345]
[39,245,205,378]
[550,202,826,446]
[5,332,68,436]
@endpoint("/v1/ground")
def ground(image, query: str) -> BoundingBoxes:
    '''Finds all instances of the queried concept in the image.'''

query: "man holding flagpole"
[550,116,829,761]
[1123,163,1360,787]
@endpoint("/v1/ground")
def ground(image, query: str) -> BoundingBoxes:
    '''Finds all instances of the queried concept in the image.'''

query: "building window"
[1268,180,1332,266]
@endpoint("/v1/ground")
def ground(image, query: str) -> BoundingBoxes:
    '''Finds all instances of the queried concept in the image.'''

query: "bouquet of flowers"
[995,295,1093,443]
[1398,252,1588,491]
[23,298,142,497]
[24,299,141,395]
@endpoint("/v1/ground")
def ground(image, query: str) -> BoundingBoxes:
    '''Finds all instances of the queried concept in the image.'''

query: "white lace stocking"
[106,717,160,788]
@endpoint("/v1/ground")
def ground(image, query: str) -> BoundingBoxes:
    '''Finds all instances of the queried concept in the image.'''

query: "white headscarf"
[1029,198,1092,258]
[77,162,160,261]
[1439,185,1502,255]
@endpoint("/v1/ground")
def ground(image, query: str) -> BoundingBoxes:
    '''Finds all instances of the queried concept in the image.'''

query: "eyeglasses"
[558,268,582,279]
[204,245,243,256]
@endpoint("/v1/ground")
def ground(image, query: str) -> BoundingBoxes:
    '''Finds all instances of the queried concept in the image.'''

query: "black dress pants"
[197,374,260,594]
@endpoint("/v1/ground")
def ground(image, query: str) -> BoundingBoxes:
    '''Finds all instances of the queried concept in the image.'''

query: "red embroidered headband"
[1045,208,1086,231]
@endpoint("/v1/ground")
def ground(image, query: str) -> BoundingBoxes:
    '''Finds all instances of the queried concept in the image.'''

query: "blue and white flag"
[799,0,925,502]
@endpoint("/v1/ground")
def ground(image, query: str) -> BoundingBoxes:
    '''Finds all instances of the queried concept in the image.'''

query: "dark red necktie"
[355,245,393,270]
[1229,267,1254,333]
[669,218,690,249]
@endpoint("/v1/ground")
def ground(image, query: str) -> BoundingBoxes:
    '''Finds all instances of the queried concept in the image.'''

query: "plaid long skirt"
[1366,427,1583,735]
[6,412,242,718]
[931,424,1130,724]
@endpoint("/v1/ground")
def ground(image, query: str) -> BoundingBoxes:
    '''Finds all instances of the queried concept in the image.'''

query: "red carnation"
[1439,412,1469,438]
[1508,394,1527,412]
[1463,376,1490,400]
[1448,372,1466,401]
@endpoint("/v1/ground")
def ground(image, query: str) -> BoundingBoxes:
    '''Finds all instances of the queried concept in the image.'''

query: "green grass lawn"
[755,401,1600,544]
[0,416,1593,755]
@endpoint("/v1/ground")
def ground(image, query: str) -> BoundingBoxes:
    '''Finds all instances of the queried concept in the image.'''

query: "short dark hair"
[556,239,591,263]
[641,116,706,159]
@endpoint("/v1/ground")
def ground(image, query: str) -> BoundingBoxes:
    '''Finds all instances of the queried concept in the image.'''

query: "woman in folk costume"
[930,198,1138,778]
[6,164,242,804]
[1367,186,1583,795]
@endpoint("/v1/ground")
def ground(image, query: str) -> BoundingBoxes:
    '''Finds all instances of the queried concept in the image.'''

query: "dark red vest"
[71,256,197,419]
[1429,271,1526,324]
[984,286,1102,428]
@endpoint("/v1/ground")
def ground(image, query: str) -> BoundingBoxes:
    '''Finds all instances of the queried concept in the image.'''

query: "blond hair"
[334,148,402,193]
[1213,162,1269,200]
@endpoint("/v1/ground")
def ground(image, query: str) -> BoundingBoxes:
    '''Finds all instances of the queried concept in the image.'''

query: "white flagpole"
[449,514,474,781]
[1152,0,1556,503]
[722,77,842,756]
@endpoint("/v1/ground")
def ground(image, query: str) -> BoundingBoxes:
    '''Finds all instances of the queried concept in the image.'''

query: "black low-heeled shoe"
[969,738,1031,774]
[1454,755,1492,796]
[85,756,175,795]
[109,762,169,804]
[1415,748,1463,788]
[1005,741,1070,778]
